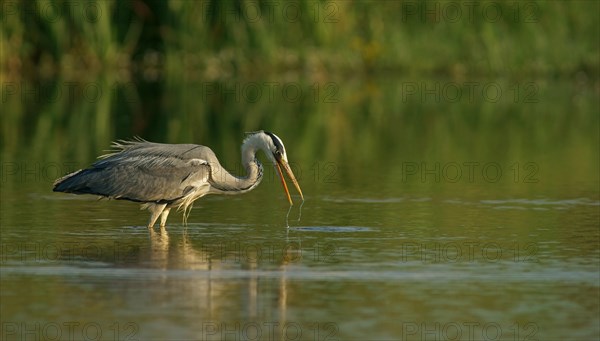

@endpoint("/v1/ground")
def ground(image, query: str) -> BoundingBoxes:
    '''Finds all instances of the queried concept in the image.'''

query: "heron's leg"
[147,203,166,228]
[160,208,171,228]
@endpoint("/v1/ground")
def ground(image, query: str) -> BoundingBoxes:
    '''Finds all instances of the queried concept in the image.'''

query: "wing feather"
[54,141,218,203]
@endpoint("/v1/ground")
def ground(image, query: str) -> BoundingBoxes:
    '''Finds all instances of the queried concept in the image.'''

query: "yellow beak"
[275,160,304,206]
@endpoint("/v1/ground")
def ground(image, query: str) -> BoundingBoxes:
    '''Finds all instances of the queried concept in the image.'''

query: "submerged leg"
[147,203,167,228]
[160,208,171,228]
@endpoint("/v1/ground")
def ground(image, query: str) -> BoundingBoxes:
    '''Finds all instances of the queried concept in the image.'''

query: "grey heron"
[53,131,303,228]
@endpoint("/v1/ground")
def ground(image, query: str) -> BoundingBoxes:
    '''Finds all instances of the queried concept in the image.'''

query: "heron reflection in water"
[53,131,303,228]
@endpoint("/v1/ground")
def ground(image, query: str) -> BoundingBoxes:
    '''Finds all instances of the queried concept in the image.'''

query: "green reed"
[1,0,598,81]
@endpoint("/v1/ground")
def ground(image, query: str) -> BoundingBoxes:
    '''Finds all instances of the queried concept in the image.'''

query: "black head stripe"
[264,131,285,155]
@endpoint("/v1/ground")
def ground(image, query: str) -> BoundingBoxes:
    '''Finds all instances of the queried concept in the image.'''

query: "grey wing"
[53,141,217,203]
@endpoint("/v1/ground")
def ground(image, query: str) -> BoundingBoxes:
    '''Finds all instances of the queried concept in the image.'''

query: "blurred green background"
[2,0,598,160]
[3,0,598,79]
[1,0,598,198]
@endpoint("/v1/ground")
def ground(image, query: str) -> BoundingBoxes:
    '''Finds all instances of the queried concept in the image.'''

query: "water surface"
[1,78,598,340]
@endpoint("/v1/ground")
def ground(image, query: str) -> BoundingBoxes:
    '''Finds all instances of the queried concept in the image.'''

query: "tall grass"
[1,0,598,81]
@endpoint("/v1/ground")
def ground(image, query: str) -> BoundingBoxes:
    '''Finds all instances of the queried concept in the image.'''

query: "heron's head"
[245,131,304,205]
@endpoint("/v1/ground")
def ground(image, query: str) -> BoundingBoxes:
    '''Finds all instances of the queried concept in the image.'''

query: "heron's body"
[53,131,302,228]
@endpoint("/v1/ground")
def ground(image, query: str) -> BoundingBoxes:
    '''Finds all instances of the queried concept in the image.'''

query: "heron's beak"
[275,160,304,206]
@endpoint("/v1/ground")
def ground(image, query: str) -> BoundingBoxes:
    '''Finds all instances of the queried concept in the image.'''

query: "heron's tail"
[53,169,99,194]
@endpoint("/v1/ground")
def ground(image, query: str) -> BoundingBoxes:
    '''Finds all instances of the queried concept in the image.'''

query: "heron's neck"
[208,136,266,194]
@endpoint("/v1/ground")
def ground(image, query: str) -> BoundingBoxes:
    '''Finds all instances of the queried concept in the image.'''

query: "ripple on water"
[478,198,600,212]
[321,196,405,203]
[289,226,374,232]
